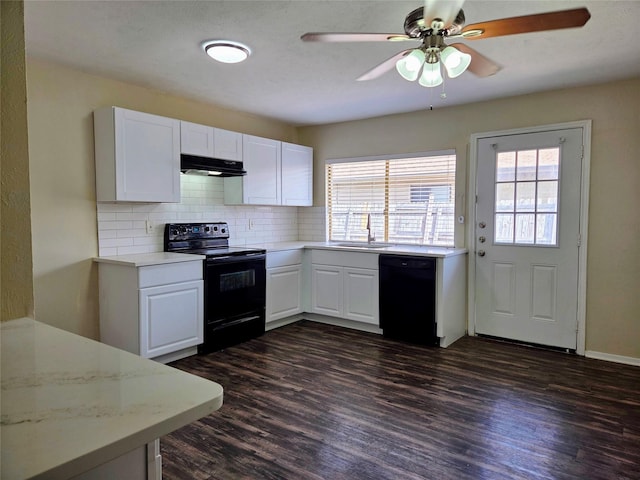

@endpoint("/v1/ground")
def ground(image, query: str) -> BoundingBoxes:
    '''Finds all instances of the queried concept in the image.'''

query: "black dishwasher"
[379,255,438,346]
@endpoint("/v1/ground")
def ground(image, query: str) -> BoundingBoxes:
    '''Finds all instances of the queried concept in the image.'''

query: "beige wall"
[26,58,297,338]
[298,78,640,359]
[25,54,639,359]
[1,0,34,321]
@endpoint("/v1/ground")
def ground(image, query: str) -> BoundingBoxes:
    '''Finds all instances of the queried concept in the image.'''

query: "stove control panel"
[165,222,229,241]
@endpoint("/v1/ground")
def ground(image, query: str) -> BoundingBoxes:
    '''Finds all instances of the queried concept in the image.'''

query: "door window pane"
[516,150,537,181]
[538,148,559,180]
[515,182,536,212]
[495,214,514,243]
[495,183,515,212]
[515,213,535,244]
[537,181,558,212]
[536,214,557,245]
[496,152,516,182]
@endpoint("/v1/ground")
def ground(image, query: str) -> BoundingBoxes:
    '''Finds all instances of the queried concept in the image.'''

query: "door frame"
[467,120,592,355]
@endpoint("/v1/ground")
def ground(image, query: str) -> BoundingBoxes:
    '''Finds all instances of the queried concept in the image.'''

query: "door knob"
[477,250,486,257]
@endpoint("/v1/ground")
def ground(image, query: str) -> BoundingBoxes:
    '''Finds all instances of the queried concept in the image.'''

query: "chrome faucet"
[366,214,375,244]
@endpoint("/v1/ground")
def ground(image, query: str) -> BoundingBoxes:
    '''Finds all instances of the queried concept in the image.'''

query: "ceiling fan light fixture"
[203,40,251,64]
[440,46,471,78]
[395,49,426,81]
[418,60,443,87]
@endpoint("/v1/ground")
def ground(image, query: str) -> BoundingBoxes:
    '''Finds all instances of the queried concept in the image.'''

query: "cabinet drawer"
[311,250,378,269]
[266,249,303,268]
[138,261,203,288]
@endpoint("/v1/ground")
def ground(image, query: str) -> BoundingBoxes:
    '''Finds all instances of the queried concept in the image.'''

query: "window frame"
[325,149,457,247]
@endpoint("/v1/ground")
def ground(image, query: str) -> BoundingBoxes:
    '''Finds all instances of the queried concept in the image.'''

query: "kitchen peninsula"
[1,317,223,479]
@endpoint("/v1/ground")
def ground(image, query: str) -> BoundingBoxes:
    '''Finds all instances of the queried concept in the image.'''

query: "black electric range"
[164,222,266,353]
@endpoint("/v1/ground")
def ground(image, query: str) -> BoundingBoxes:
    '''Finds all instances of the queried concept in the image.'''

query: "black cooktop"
[164,222,265,258]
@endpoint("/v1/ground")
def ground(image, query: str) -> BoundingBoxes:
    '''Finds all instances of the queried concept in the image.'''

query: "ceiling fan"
[301,1,590,88]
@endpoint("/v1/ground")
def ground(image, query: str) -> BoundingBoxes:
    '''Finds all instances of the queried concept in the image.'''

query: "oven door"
[204,254,266,329]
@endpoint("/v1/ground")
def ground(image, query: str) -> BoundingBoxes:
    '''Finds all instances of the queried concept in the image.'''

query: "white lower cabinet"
[98,260,204,362]
[310,265,343,317]
[139,280,203,358]
[310,250,379,325]
[267,266,303,322]
[343,267,379,324]
[266,250,303,324]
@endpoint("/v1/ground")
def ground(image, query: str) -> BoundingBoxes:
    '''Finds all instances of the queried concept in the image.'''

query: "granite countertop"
[1,318,223,480]
[93,252,205,267]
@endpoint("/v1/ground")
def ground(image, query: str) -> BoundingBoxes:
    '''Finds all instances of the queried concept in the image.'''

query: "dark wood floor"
[161,321,640,480]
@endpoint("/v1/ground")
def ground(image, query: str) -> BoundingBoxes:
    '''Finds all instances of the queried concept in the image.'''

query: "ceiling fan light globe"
[395,49,425,81]
[441,46,471,78]
[418,61,443,87]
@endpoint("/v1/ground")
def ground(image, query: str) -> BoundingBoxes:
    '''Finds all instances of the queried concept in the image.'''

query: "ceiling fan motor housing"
[404,7,466,37]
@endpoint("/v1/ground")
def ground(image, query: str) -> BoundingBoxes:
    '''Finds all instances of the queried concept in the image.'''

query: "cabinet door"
[343,267,379,325]
[213,128,243,161]
[311,265,343,317]
[114,108,180,202]
[180,121,214,157]
[266,265,302,322]
[281,142,313,206]
[139,280,203,358]
[242,134,281,205]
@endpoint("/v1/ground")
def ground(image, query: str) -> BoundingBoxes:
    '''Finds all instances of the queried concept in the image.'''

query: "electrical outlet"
[145,220,154,234]
[249,219,255,230]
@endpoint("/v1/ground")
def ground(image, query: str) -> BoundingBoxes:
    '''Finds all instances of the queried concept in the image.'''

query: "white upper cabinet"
[180,121,243,161]
[180,121,213,157]
[281,142,313,206]
[243,134,281,205]
[213,127,243,161]
[94,107,180,203]
[224,134,313,206]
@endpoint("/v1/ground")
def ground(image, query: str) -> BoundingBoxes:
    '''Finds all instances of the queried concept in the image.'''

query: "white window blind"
[326,152,456,246]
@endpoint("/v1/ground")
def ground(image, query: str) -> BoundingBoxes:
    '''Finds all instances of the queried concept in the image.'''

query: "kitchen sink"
[334,243,391,249]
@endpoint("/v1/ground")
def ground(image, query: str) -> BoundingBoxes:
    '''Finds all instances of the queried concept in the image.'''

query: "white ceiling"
[24,1,640,127]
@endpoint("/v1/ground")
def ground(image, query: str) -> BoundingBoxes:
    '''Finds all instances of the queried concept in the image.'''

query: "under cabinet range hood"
[180,154,247,177]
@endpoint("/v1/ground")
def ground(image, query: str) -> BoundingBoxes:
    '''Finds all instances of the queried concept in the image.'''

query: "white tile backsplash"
[96,175,327,256]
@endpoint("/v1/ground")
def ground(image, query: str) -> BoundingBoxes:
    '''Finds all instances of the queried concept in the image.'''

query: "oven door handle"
[206,254,267,264]
[208,255,232,261]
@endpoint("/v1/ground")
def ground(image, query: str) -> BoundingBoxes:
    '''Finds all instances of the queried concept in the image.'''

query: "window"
[494,147,560,245]
[326,151,456,246]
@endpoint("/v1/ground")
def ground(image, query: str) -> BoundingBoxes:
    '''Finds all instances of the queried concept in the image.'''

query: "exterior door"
[474,128,583,349]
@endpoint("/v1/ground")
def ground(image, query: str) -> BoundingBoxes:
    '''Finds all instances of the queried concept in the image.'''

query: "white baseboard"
[584,350,640,367]
[266,315,304,331]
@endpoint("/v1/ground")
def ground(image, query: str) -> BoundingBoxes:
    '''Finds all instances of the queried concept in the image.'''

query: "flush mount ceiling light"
[203,40,251,64]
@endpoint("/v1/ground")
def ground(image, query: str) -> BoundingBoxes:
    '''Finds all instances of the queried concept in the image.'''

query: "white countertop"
[93,251,205,267]
[92,243,467,266]
[253,241,467,258]
[1,318,223,480]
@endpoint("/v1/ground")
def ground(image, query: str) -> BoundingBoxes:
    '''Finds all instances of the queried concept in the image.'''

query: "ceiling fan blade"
[450,43,501,77]
[301,32,411,43]
[357,49,413,81]
[460,7,590,40]
[423,0,465,28]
